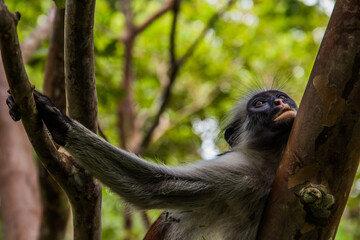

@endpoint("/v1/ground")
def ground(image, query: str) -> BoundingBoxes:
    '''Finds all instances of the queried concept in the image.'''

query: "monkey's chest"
[157,201,265,240]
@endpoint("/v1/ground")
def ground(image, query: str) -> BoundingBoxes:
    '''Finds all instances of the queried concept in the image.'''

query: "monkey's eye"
[254,101,265,107]
[278,95,287,100]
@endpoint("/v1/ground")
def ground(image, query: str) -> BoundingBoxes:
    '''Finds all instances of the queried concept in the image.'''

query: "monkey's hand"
[6,93,22,122]
[33,90,72,146]
[6,90,72,146]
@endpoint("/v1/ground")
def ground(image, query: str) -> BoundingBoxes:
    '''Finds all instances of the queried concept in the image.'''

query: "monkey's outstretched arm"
[65,121,218,209]
[8,91,222,209]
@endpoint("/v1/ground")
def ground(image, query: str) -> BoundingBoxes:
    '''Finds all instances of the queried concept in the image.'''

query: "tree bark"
[39,8,70,240]
[0,2,101,240]
[258,0,360,239]
[0,56,41,240]
[65,0,102,239]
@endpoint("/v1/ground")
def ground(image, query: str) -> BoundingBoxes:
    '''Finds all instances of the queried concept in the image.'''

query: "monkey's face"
[246,90,298,136]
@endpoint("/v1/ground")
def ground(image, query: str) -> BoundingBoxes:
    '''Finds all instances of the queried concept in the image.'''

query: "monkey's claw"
[6,95,21,121]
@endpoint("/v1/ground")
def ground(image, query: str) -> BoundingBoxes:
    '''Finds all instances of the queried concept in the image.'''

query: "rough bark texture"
[65,0,102,239]
[0,4,65,177]
[65,0,98,133]
[0,3,100,240]
[39,8,70,240]
[258,0,360,239]
[0,56,41,240]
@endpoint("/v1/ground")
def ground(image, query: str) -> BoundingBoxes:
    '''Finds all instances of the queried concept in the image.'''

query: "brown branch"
[39,8,70,240]
[65,0,98,133]
[21,6,56,64]
[152,85,222,143]
[117,0,138,235]
[177,0,235,67]
[135,0,180,155]
[137,0,234,153]
[134,0,175,35]
[64,0,101,239]
[117,0,138,151]
[98,124,109,142]
[0,3,69,181]
[117,0,177,151]
[258,0,360,238]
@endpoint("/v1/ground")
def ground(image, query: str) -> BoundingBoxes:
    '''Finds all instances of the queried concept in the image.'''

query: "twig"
[136,0,181,154]
[134,0,175,35]
[137,0,235,153]
[177,0,235,67]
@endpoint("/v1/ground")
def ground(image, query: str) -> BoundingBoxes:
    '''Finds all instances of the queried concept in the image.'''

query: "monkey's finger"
[33,89,44,99]
[6,95,21,121]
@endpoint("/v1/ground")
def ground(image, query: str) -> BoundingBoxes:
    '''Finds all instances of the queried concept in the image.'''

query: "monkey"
[6,89,298,240]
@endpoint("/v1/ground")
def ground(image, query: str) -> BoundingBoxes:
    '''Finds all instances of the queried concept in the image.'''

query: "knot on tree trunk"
[298,183,335,225]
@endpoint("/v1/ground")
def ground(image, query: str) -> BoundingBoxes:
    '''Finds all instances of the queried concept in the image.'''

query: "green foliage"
[9,0,360,239]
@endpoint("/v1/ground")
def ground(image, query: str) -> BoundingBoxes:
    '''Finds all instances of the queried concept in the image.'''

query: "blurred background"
[2,0,359,239]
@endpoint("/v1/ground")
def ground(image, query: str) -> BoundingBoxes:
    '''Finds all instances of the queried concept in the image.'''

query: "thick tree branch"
[39,8,70,240]
[258,0,360,239]
[64,0,101,239]
[0,2,69,183]
[65,0,98,133]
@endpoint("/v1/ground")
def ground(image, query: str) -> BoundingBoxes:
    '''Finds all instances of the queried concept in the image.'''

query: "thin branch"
[169,0,180,67]
[137,0,234,153]
[117,0,176,150]
[134,0,175,35]
[117,0,138,150]
[177,0,235,67]
[97,124,109,142]
[119,0,135,39]
[136,0,180,154]
[151,85,222,143]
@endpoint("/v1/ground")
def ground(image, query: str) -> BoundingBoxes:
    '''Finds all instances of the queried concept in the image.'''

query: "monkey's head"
[224,90,298,149]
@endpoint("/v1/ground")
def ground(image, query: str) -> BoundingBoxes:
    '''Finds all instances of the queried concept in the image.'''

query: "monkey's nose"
[274,99,285,106]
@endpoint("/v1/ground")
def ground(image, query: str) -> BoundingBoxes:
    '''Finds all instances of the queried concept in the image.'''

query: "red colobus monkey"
[7,89,298,239]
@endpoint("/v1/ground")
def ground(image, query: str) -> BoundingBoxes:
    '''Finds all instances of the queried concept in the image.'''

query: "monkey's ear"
[224,126,235,147]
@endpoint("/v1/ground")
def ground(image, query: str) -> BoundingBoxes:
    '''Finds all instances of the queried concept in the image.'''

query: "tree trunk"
[258,0,360,239]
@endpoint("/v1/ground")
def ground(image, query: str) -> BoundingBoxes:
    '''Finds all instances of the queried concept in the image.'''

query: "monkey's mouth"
[273,107,297,122]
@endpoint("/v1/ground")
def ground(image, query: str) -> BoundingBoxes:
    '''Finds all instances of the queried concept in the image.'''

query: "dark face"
[246,90,298,149]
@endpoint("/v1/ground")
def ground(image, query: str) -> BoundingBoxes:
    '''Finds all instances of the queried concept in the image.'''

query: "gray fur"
[61,89,297,240]
[64,120,284,239]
